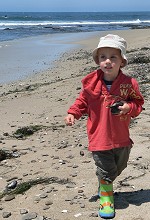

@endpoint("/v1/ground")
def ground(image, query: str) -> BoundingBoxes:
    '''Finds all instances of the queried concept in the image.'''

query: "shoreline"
[0,32,97,85]
[1,28,149,85]
[0,28,150,220]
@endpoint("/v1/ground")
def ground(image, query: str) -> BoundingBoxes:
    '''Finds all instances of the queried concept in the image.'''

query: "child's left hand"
[118,102,131,115]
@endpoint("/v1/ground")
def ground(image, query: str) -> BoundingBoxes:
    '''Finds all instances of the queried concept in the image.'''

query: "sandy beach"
[0,28,150,220]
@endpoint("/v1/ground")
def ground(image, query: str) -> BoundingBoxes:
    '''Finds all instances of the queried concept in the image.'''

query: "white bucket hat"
[92,34,128,67]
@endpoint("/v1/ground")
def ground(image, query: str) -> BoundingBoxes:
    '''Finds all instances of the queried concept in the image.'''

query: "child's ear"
[120,60,125,68]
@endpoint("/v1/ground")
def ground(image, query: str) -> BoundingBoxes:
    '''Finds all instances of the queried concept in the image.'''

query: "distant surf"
[0,11,150,42]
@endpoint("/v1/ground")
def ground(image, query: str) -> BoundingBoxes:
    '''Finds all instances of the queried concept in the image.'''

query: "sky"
[0,0,150,12]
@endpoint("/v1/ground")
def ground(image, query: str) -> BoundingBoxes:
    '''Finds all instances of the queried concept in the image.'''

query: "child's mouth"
[105,66,112,70]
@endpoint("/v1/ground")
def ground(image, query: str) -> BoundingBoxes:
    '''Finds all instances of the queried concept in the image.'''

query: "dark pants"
[92,146,132,183]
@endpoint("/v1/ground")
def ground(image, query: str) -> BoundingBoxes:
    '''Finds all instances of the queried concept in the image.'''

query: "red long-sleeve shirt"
[68,69,144,151]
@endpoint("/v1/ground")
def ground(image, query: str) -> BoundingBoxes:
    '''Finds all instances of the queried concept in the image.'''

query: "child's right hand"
[64,114,75,126]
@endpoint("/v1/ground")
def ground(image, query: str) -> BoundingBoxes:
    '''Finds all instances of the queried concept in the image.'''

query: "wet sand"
[0,32,96,84]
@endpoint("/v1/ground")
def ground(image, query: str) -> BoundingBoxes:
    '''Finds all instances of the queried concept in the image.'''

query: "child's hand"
[118,102,131,115]
[64,114,75,126]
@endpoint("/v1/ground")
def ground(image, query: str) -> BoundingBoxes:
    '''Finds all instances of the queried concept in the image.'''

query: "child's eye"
[99,55,105,59]
[111,55,117,59]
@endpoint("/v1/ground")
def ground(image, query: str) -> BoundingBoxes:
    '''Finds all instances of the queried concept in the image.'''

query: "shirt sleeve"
[127,78,144,118]
[67,90,88,120]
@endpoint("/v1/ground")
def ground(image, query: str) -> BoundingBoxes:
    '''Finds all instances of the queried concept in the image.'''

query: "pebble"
[45,188,53,193]
[66,183,75,188]
[43,206,50,210]
[80,150,84,156]
[2,211,11,218]
[78,189,84,193]
[71,173,78,177]
[59,159,66,164]
[89,212,99,217]
[12,151,20,157]
[39,193,48,199]
[80,203,85,208]
[72,164,78,168]
[61,209,68,213]
[4,195,15,201]
[6,180,17,189]
[74,213,82,217]
[20,209,28,214]
[34,196,41,203]
[52,156,59,159]
[45,200,53,206]
[66,154,74,159]
[21,212,37,220]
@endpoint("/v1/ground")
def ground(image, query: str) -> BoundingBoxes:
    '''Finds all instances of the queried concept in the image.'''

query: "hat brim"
[92,46,128,68]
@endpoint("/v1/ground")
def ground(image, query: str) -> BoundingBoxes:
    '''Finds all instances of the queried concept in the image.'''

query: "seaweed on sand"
[12,125,45,139]
[0,177,74,199]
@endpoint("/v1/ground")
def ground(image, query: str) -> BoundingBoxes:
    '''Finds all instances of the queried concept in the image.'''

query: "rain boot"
[99,179,115,219]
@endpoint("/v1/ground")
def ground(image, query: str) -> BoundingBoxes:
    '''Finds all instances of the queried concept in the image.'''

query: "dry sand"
[0,29,150,220]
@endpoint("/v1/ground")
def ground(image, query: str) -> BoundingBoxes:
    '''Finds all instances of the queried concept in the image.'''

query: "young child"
[64,34,144,219]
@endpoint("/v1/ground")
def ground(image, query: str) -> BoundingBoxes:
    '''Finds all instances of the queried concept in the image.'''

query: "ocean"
[0,11,150,42]
[0,11,150,84]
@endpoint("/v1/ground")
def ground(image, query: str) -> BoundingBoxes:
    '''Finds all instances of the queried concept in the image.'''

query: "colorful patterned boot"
[99,179,115,219]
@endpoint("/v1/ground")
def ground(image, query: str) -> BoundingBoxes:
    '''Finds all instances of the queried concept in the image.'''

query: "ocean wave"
[0,12,149,42]
[0,19,150,27]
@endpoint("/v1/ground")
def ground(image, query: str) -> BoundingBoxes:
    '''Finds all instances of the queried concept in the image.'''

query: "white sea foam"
[0,19,150,27]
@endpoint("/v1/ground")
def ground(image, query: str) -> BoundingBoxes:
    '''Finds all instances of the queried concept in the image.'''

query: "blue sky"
[0,0,150,12]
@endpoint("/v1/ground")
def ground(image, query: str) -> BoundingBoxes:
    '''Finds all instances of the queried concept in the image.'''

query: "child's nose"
[105,58,111,63]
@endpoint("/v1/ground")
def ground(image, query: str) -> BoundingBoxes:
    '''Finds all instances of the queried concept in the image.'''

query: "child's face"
[97,47,125,81]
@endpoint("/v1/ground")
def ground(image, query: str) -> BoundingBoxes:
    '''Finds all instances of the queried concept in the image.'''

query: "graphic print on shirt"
[120,83,131,98]
[120,83,142,100]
